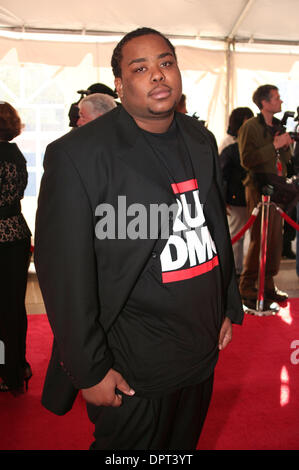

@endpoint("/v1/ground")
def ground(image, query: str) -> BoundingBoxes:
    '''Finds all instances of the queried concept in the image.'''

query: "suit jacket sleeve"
[34,141,114,390]
[205,131,244,325]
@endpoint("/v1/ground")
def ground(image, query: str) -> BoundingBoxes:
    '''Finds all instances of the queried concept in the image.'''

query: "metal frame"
[243,195,280,317]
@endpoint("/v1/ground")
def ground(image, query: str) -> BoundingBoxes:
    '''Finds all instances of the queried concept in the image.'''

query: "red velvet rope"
[231,206,261,245]
[231,203,299,246]
[276,206,299,231]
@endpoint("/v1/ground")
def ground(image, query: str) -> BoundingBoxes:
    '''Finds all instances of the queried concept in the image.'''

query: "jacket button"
[152,251,157,259]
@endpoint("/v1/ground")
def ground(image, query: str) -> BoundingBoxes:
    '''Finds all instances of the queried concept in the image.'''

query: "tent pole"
[225,39,232,130]
[227,0,256,40]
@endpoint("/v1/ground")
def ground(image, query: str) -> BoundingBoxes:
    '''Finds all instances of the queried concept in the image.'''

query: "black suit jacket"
[35,106,243,415]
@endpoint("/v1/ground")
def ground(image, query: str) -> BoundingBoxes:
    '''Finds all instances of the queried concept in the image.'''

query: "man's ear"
[114,78,123,99]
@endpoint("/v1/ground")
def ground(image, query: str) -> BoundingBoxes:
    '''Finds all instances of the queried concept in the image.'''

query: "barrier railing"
[30,197,298,315]
[231,204,261,245]
[232,197,299,316]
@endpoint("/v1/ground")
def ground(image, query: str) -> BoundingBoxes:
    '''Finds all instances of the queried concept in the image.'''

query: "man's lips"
[148,86,172,99]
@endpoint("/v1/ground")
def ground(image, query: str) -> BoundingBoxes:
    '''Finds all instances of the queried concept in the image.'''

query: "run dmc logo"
[160,179,218,283]
[95,179,218,284]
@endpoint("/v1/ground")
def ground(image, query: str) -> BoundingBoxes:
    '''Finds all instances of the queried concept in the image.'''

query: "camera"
[280,108,299,141]
[288,131,299,141]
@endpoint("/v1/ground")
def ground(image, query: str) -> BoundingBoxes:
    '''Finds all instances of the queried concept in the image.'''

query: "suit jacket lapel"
[113,107,215,206]
[175,112,214,206]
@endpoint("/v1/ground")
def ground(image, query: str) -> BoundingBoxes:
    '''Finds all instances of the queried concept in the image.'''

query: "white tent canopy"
[1,0,299,233]
[1,0,299,115]
[0,0,299,45]
[1,0,299,109]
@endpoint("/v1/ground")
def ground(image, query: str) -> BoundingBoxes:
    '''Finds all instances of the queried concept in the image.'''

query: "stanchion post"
[256,195,270,311]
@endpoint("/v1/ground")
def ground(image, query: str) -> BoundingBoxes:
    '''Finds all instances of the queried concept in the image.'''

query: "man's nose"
[151,66,165,82]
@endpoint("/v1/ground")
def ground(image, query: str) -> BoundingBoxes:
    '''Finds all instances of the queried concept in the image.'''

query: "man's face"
[262,89,283,115]
[77,102,100,126]
[114,34,182,127]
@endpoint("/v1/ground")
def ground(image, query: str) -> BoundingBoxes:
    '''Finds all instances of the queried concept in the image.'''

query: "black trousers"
[0,238,31,389]
[87,373,214,450]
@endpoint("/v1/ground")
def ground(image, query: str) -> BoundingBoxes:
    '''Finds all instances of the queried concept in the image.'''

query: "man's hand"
[218,317,232,351]
[81,369,135,407]
[273,132,293,150]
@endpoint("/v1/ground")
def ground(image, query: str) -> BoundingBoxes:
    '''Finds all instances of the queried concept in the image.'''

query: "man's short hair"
[252,84,278,110]
[79,93,117,115]
[111,27,177,78]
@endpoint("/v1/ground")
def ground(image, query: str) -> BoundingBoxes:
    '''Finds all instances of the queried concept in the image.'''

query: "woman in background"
[220,107,254,278]
[0,102,32,394]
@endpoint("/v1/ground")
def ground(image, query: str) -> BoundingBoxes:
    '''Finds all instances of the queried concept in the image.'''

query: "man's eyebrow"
[158,52,174,60]
[128,57,146,66]
[128,51,174,66]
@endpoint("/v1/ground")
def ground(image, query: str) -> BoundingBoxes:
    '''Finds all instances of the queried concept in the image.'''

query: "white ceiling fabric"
[0,0,298,45]
[0,0,298,136]
[0,0,298,70]
[1,0,299,234]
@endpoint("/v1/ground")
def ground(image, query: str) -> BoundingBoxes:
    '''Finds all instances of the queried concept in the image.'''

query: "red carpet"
[0,300,299,450]
[199,300,299,450]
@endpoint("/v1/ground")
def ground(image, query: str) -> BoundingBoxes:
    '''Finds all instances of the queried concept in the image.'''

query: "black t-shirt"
[108,119,223,397]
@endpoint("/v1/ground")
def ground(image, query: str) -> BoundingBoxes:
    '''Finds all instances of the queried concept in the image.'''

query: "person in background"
[293,141,299,275]
[0,102,32,394]
[220,107,254,279]
[281,159,297,259]
[77,93,117,127]
[238,85,293,309]
[68,83,118,128]
[219,107,253,154]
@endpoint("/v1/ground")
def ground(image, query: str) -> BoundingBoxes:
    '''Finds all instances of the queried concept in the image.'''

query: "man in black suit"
[35,27,243,450]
